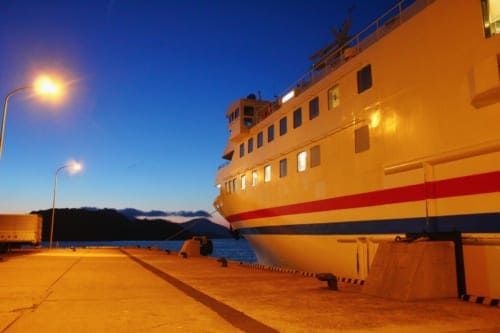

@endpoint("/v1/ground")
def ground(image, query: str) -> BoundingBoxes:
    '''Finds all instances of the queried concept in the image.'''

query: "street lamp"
[0,75,61,159]
[49,161,82,249]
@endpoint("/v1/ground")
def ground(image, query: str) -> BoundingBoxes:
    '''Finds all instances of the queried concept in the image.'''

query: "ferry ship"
[214,0,500,299]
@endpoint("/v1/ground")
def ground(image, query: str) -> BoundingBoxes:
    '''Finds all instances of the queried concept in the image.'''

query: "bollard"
[217,257,228,267]
[316,273,338,290]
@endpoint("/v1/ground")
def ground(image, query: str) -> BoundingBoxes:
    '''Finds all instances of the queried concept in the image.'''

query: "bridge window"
[244,106,254,116]
[243,106,254,127]
[482,0,500,37]
[228,108,239,124]
[244,117,254,127]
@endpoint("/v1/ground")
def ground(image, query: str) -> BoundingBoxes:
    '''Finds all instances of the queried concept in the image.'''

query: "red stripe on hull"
[427,171,500,199]
[226,171,500,223]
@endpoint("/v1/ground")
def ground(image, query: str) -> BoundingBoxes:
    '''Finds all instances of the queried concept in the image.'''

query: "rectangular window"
[264,165,271,182]
[309,97,319,120]
[279,158,287,178]
[243,106,254,116]
[239,143,245,157]
[310,145,320,168]
[297,151,307,172]
[252,171,258,186]
[248,138,254,153]
[357,65,372,93]
[257,131,263,148]
[328,85,340,109]
[293,108,302,128]
[268,125,275,142]
[243,107,254,127]
[241,174,246,190]
[244,117,254,127]
[355,125,370,153]
[232,178,236,193]
[279,117,287,136]
[482,0,500,37]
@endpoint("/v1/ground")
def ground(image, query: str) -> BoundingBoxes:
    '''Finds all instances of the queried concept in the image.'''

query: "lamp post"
[49,161,82,249]
[0,76,60,159]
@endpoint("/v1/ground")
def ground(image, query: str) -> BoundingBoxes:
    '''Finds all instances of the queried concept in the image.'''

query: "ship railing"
[218,161,230,170]
[268,0,435,117]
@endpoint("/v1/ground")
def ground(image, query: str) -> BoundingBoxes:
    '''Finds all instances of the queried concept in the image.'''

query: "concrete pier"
[1,247,499,332]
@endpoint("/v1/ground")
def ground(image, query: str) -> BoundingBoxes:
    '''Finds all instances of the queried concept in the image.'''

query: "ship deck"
[1,247,499,332]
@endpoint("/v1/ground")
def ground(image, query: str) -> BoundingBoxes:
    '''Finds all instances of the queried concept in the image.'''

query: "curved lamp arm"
[0,86,33,159]
[49,164,69,249]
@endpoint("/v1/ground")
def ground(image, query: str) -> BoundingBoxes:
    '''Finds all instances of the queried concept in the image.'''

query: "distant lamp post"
[0,75,61,159]
[49,161,82,249]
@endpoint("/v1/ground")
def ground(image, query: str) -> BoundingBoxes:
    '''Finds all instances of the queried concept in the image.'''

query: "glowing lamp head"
[34,76,60,96]
[67,161,83,175]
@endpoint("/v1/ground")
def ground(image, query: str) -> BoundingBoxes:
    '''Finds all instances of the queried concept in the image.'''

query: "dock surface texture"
[0,248,499,333]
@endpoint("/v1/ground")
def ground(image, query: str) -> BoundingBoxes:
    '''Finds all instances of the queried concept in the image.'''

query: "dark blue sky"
[0,0,396,216]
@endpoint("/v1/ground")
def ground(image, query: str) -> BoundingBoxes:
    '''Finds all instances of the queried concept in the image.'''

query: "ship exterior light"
[370,111,381,128]
[281,89,295,104]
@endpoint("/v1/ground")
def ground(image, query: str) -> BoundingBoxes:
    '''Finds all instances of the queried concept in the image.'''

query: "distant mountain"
[30,208,230,241]
[116,208,211,220]
[118,208,168,219]
[32,208,189,241]
[180,218,231,238]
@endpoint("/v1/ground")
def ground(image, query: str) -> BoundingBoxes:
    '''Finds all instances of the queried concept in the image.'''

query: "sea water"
[42,238,257,263]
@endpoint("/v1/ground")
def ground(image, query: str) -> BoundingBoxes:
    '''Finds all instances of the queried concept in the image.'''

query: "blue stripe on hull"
[238,213,500,235]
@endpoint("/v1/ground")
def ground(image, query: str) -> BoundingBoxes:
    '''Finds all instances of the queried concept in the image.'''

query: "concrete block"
[179,239,200,258]
[362,241,457,301]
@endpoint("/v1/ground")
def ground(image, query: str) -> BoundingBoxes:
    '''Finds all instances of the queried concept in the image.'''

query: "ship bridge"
[222,94,273,161]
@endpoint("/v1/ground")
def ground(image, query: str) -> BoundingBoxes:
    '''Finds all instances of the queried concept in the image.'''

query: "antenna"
[310,5,356,70]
